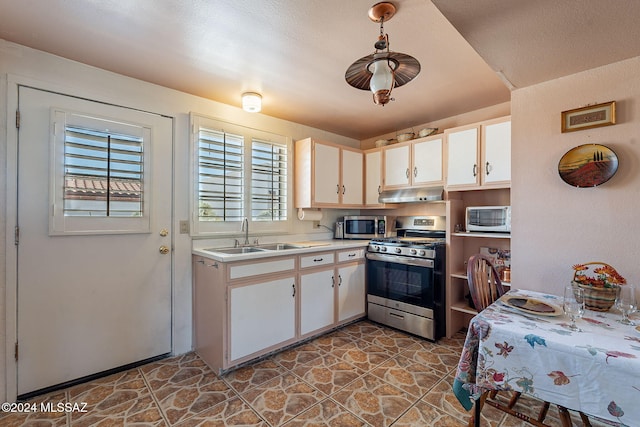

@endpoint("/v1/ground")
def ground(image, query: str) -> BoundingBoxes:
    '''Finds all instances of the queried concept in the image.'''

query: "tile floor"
[0,320,617,427]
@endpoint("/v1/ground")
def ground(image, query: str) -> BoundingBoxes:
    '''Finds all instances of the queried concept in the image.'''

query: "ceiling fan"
[345,2,421,106]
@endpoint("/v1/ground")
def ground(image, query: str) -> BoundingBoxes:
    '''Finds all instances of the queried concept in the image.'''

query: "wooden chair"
[466,254,592,427]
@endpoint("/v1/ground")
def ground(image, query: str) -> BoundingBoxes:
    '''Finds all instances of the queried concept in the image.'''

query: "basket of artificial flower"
[571,262,626,311]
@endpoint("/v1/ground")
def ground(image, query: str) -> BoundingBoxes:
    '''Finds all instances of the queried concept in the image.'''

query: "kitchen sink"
[205,246,268,254]
[257,243,308,250]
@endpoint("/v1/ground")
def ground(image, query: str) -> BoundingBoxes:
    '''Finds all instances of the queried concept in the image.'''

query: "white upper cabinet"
[364,148,383,206]
[295,138,363,208]
[446,116,511,190]
[341,147,364,205]
[482,118,511,185]
[382,135,444,190]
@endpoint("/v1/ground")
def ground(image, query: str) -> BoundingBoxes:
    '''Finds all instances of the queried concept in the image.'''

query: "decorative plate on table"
[558,144,618,187]
[500,295,563,316]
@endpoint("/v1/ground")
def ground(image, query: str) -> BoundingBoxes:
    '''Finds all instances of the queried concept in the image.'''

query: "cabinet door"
[365,149,383,205]
[482,119,511,185]
[313,143,340,204]
[383,144,411,188]
[412,137,443,185]
[446,126,479,187]
[337,263,365,322]
[229,276,296,361]
[341,149,363,205]
[300,269,335,336]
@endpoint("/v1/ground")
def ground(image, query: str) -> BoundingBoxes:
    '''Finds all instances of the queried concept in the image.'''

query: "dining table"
[453,288,640,426]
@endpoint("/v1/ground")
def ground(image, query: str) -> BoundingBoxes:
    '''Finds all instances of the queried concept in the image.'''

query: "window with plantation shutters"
[190,114,291,235]
[251,139,287,221]
[197,128,244,222]
[50,109,151,235]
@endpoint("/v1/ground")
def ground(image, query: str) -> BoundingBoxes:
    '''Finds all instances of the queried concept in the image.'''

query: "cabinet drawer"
[337,248,365,263]
[229,257,296,280]
[300,252,335,268]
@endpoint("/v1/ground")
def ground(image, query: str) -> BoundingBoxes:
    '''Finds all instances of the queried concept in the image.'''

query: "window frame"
[49,108,152,235]
[190,113,292,237]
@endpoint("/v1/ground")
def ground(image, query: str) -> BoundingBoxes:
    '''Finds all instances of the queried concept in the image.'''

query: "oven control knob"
[410,249,417,255]
[381,247,387,252]
[418,250,426,256]
[395,247,402,254]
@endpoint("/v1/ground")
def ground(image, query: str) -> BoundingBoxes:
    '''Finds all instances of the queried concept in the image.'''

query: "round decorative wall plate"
[558,144,618,187]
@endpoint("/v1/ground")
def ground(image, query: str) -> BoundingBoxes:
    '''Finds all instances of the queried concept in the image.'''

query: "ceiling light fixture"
[345,2,420,106]
[242,92,262,113]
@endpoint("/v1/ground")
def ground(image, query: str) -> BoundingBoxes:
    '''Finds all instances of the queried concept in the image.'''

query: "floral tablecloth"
[453,289,640,426]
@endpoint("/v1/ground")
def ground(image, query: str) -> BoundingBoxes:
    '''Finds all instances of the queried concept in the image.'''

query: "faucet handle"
[234,239,240,248]
[253,237,260,245]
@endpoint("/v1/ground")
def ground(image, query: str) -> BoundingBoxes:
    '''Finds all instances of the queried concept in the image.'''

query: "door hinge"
[15,110,20,129]
[14,342,18,361]
[14,225,19,246]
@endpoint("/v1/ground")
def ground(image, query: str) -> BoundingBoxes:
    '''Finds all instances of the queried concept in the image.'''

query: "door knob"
[159,245,170,254]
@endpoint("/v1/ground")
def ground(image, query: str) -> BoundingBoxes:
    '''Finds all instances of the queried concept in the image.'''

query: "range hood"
[378,186,444,203]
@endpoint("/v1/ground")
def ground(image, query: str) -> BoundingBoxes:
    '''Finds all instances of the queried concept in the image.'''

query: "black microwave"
[342,216,395,239]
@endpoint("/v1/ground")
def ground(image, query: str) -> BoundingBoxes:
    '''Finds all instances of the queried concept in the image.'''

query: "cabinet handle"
[405,168,410,178]
[292,283,296,297]
[206,262,219,268]
[197,259,205,264]
[342,184,345,194]
[348,253,356,257]
[472,164,477,177]
[331,275,335,288]
[413,166,417,177]
[338,275,342,286]
[313,258,323,262]
[389,312,404,320]
[486,161,492,175]
[378,185,381,194]
[336,184,340,194]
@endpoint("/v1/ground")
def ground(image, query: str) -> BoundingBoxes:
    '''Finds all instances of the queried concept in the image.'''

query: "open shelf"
[450,302,478,315]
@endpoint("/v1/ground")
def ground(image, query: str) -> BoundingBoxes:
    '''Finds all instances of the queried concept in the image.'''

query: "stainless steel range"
[366,216,446,341]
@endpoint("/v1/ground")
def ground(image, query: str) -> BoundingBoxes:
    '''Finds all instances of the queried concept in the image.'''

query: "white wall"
[511,56,640,294]
[0,40,359,402]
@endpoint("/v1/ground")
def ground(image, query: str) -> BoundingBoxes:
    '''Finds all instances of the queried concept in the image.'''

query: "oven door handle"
[366,252,435,268]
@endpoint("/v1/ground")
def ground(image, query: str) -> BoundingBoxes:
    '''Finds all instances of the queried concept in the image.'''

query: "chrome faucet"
[241,217,249,246]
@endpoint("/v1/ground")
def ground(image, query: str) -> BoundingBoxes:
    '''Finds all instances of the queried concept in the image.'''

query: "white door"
[337,263,365,322]
[17,86,172,396]
[413,137,443,185]
[446,126,479,187]
[341,149,363,205]
[482,119,511,185]
[300,269,335,335]
[383,144,411,188]
[313,143,340,204]
[229,277,296,361]
[365,150,382,205]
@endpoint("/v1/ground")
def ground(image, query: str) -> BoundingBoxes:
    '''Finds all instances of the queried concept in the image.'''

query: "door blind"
[64,125,143,217]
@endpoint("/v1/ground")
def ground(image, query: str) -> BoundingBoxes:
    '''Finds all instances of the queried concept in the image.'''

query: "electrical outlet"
[179,220,190,234]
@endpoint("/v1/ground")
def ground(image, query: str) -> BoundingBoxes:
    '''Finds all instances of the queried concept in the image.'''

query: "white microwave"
[465,206,511,233]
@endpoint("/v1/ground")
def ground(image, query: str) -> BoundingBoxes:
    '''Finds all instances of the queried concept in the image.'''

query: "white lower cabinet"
[194,245,367,373]
[229,275,296,361]
[300,268,335,336]
[337,262,366,322]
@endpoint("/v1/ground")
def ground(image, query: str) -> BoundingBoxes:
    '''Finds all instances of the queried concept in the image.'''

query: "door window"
[50,109,151,235]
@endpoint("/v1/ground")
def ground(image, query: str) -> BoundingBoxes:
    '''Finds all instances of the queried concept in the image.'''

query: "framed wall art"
[561,101,616,133]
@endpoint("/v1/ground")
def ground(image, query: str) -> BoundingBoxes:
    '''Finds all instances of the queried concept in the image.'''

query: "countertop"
[192,239,368,262]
